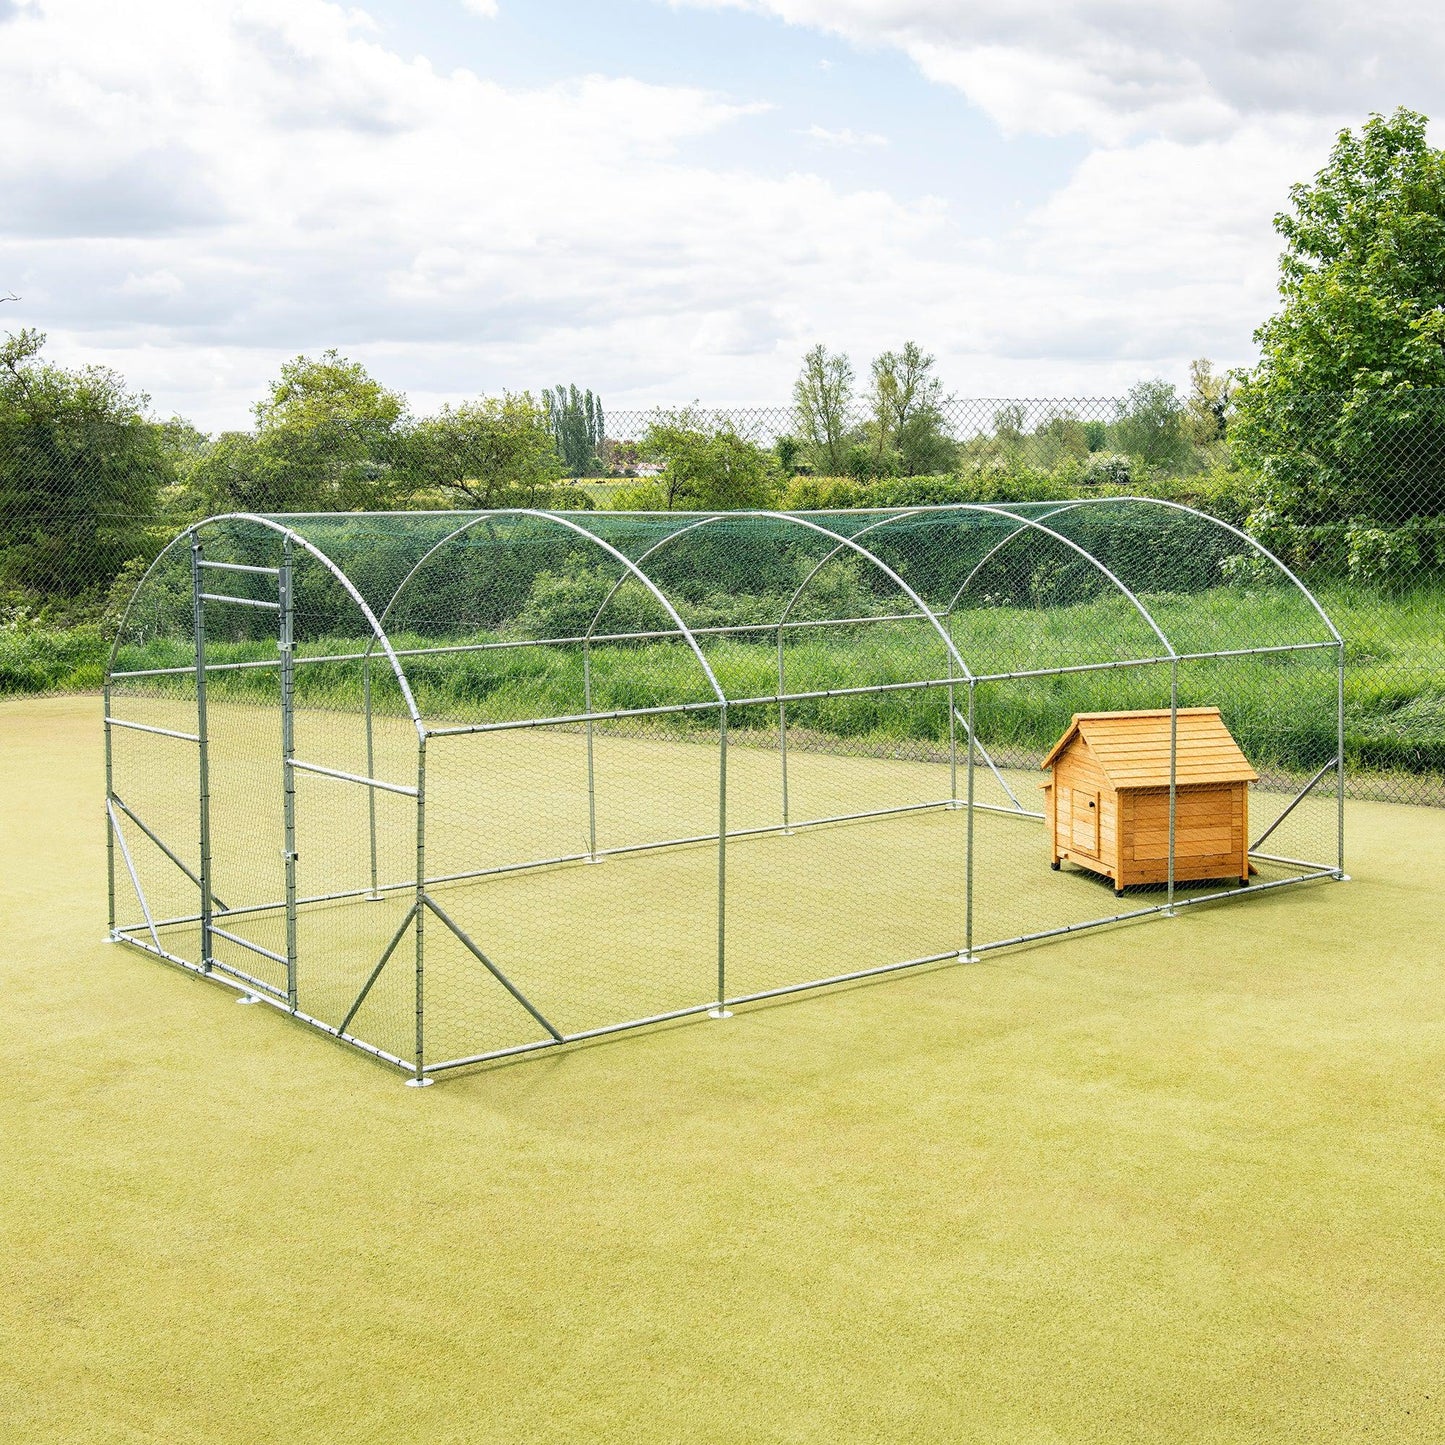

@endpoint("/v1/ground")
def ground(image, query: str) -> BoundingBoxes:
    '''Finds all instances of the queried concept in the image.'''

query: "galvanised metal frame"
[103,503,1348,1084]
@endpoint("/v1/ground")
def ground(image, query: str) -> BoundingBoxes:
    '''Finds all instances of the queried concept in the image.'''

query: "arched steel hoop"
[576,509,980,684]
[771,503,1177,662]
[1032,495,1343,644]
[939,500,1094,616]
[105,512,426,736]
[584,514,728,644]
[371,509,728,710]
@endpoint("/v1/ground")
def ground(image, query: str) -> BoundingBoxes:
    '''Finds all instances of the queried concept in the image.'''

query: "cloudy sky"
[1,0,1440,429]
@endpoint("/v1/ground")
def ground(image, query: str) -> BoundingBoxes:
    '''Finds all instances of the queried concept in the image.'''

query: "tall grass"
[11,575,1437,780]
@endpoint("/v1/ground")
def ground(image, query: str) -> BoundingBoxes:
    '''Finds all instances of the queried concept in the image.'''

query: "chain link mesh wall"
[7,391,1443,801]
[104,505,1344,1081]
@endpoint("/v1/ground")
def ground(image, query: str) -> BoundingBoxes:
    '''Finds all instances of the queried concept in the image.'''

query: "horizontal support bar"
[420,948,967,1076]
[419,799,968,892]
[969,869,1338,956]
[197,560,281,576]
[200,592,281,611]
[111,654,353,680]
[110,615,934,682]
[425,644,1339,735]
[110,636,1337,691]
[111,932,202,971]
[113,925,287,1000]
[210,925,288,967]
[105,715,201,742]
[130,798,1336,941]
[425,698,724,737]
[252,995,415,1072]
[1249,850,1334,871]
[965,640,1341,686]
[289,759,418,796]
[420,1002,725,1072]
[207,957,288,1000]
[112,795,1042,932]
[394,612,933,659]
[426,678,964,736]
[111,926,288,1001]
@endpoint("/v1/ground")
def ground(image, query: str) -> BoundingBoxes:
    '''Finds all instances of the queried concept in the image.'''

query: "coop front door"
[1071,790,1101,857]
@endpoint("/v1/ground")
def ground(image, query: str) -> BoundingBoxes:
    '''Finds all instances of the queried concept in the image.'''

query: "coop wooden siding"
[1052,741,1116,865]
[1124,785,1247,873]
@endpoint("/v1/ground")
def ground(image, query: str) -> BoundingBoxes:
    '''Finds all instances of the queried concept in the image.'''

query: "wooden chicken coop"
[1041,708,1258,895]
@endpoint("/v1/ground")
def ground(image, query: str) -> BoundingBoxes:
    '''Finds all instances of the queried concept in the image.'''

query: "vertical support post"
[964,679,976,961]
[408,733,432,1084]
[1166,660,1179,916]
[190,533,215,972]
[104,682,116,936]
[1336,639,1346,879]
[777,624,790,831]
[947,631,958,806]
[710,706,732,1018]
[365,653,380,899]
[584,640,598,861]
[280,535,298,1009]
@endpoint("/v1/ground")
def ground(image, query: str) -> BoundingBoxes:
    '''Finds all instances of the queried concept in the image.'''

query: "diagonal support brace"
[423,895,564,1043]
[1250,756,1338,853]
[338,904,419,1038]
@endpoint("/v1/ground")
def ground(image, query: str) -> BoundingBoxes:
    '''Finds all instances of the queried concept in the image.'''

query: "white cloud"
[681,0,1445,144]
[459,0,498,16]
[801,123,885,146]
[0,0,1435,429]
[2,0,926,424]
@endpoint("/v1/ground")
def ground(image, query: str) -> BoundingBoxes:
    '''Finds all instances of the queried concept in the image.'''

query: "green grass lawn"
[4,694,1445,1442]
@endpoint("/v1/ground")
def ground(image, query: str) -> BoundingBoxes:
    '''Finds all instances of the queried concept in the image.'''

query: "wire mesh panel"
[104,504,1348,1083]
[107,534,206,964]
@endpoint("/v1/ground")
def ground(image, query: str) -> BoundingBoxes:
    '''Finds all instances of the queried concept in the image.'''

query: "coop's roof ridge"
[1067,707,1222,722]
[1041,707,1258,786]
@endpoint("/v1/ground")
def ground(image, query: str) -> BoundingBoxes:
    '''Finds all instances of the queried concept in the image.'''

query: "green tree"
[1185,358,1231,446]
[774,434,804,475]
[1233,108,1445,520]
[186,350,411,513]
[641,409,776,510]
[0,328,172,606]
[414,393,561,507]
[542,385,605,476]
[1030,410,1090,469]
[865,341,956,475]
[1114,379,1191,471]
[792,345,854,475]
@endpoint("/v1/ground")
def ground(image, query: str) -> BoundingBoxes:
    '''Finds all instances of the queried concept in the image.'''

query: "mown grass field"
[4,693,1445,1442]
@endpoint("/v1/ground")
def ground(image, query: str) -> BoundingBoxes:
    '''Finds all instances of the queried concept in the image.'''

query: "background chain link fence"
[3,389,1442,804]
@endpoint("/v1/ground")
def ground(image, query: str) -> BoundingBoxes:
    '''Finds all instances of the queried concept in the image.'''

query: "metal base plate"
[404,1075,435,1088]
[707,1007,733,1020]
